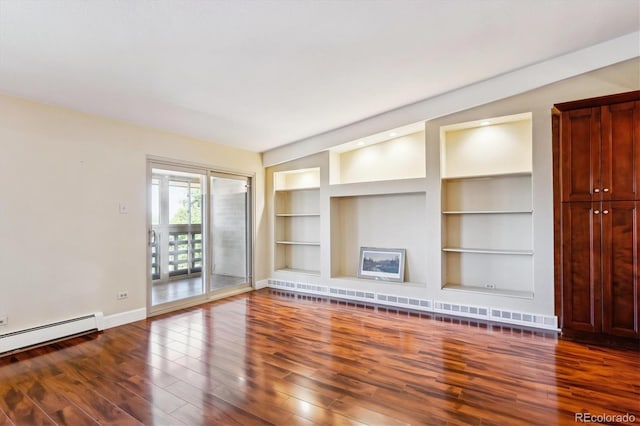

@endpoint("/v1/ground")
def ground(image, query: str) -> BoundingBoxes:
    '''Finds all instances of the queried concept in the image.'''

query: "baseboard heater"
[0,313,104,355]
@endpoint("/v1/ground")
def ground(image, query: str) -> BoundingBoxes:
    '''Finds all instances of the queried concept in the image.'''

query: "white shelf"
[441,171,531,181]
[275,267,320,276]
[276,241,320,246]
[443,247,533,255]
[329,177,426,198]
[275,186,320,192]
[332,275,425,287]
[442,210,533,215]
[443,284,534,299]
[275,213,320,217]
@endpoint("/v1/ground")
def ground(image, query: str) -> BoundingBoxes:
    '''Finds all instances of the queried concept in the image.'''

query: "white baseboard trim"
[103,308,147,330]
[268,278,559,332]
[255,279,269,290]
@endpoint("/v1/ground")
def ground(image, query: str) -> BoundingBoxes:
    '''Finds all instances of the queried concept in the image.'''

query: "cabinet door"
[561,202,602,332]
[601,201,639,338]
[601,101,640,201]
[560,108,601,202]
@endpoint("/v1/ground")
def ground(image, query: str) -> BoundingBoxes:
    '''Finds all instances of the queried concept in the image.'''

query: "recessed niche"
[330,124,425,185]
[274,167,320,190]
[440,112,532,179]
[330,192,427,285]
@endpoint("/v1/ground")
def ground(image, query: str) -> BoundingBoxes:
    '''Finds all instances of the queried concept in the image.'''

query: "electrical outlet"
[117,291,129,300]
[484,283,496,289]
[0,315,7,326]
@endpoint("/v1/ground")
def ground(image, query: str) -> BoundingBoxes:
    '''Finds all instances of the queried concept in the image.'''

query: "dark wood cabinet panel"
[601,201,639,338]
[560,99,640,203]
[601,101,640,201]
[560,108,600,202]
[561,202,601,332]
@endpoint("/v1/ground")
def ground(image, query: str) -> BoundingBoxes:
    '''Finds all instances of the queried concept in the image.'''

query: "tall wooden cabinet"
[553,91,640,340]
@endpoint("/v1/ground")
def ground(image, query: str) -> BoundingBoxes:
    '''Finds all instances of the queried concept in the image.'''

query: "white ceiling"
[0,1,638,153]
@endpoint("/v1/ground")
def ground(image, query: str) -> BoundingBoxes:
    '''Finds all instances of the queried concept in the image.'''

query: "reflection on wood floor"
[152,274,246,305]
[1,289,638,425]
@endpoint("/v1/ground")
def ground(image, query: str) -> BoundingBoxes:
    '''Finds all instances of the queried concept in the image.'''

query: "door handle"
[148,229,157,246]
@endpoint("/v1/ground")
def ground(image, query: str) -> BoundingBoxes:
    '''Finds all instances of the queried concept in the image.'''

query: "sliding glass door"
[148,160,252,314]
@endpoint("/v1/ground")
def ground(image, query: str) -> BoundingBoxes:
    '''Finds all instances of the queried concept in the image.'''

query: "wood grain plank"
[16,379,98,426]
[40,375,141,425]
[118,375,189,415]
[0,410,14,426]
[0,387,55,426]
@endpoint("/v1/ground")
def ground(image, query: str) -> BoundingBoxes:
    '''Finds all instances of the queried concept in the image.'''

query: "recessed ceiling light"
[480,121,491,126]
[388,132,398,137]
[357,141,366,146]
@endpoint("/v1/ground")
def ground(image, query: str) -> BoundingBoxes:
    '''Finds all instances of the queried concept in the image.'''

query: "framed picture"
[357,247,406,282]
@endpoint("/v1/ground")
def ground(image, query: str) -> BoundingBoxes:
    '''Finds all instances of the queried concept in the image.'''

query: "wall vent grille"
[376,293,433,311]
[433,301,489,320]
[330,287,375,301]
[490,308,557,328]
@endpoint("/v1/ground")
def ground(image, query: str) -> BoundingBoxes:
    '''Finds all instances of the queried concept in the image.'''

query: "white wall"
[0,94,266,334]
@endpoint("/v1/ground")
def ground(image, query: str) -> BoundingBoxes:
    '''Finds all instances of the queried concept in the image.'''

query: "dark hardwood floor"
[1,289,638,425]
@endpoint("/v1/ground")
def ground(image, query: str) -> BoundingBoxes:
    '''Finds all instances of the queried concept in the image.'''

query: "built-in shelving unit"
[440,112,534,298]
[274,168,321,275]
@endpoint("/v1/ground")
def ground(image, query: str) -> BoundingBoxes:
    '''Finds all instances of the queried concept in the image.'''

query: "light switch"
[119,203,128,214]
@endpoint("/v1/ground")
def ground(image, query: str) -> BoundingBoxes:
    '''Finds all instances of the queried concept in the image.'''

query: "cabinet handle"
[603,210,609,215]
[603,188,609,193]
[594,210,600,215]
[594,188,600,193]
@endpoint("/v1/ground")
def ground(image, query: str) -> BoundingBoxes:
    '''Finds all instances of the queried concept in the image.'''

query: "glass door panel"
[150,166,206,308]
[210,173,251,291]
